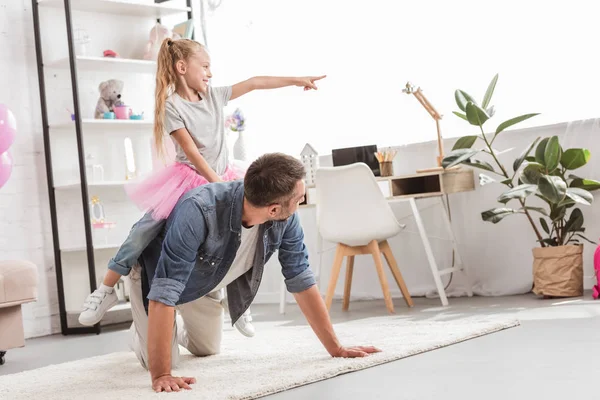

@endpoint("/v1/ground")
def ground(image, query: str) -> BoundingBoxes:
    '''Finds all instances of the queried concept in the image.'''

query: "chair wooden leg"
[380,240,414,307]
[367,240,395,313]
[325,244,345,311]
[342,255,354,311]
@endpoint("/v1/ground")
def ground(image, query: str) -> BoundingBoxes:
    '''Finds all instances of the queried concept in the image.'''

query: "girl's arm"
[230,75,326,100]
[171,128,222,183]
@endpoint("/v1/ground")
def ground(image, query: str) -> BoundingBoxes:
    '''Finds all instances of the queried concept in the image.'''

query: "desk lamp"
[403,82,445,173]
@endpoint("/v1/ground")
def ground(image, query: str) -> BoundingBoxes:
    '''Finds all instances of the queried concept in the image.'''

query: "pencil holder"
[380,161,393,177]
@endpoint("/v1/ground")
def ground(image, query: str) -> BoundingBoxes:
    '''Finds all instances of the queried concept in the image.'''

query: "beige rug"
[0,315,519,399]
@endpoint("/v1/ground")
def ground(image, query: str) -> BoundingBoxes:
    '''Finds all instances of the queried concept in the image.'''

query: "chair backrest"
[315,163,401,246]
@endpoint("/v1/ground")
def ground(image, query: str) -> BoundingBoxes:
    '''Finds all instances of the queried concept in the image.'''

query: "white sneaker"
[235,308,255,338]
[222,299,255,337]
[78,287,118,326]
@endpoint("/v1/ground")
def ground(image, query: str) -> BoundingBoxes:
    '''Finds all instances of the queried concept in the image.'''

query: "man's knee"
[187,337,221,357]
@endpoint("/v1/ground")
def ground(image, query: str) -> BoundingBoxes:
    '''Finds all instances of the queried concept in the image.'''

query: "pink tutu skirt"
[125,162,244,220]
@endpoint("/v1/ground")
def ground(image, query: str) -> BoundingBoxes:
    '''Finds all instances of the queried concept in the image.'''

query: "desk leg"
[409,198,449,306]
[438,197,474,297]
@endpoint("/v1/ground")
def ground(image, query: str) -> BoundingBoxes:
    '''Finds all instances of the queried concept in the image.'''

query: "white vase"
[233,131,247,161]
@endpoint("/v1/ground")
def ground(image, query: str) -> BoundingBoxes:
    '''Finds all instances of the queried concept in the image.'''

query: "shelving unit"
[38,0,191,17]
[32,0,193,335]
[46,56,157,73]
[54,180,129,190]
[49,119,154,130]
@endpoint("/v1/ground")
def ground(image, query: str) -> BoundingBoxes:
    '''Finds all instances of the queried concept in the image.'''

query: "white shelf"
[55,180,129,190]
[46,56,156,73]
[38,0,191,18]
[50,118,153,130]
[61,243,121,253]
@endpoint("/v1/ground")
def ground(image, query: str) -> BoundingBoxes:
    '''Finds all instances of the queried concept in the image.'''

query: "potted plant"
[442,74,600,297]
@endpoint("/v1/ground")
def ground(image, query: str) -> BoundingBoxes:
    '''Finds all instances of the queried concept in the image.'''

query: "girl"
[77,37,325,337]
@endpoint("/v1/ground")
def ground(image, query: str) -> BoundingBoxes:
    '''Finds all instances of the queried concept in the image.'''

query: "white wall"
[205,0,599,161]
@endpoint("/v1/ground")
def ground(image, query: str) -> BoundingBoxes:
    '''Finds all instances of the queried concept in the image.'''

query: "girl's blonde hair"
[154,38,204,160]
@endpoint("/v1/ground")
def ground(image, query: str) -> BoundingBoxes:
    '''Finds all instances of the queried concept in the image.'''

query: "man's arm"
[230,75,326,100]
[147,198,207,391]
[278,213,380,358]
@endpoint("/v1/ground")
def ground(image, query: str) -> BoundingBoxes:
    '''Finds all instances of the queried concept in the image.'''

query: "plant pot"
[532,244,583,298]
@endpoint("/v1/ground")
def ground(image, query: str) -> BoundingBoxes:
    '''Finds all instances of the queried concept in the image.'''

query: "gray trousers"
[128,264,224,369]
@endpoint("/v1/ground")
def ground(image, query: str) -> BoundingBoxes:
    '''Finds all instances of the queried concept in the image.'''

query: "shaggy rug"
[0,315,519,399]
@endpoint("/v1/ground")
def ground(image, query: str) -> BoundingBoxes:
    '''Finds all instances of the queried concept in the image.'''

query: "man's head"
[244,153,306,222]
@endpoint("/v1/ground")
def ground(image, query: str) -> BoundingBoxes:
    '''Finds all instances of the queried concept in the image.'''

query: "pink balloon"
[0,104,16,155]
[0,151,13,189]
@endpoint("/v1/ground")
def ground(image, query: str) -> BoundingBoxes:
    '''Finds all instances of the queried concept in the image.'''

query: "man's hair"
[244,153,306,207]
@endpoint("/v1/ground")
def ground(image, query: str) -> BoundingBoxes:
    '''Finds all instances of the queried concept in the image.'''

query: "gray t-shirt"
[164,86,232,176]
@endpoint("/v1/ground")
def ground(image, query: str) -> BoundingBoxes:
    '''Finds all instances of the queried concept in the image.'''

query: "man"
[129,152,380,393]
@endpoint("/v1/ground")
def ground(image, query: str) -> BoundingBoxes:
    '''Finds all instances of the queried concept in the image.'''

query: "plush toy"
[95,79,124,119]
[143,22,181,61]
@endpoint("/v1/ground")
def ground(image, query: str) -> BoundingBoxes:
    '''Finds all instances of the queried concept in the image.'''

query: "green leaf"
[525,156,536,163]
[464,159,495,172]
[565,187,594,206]
[539,238,558,246]
[524,206,548,217]
[513,137,541,172]
[497,184,537,204]
[538,175,567,203]
[455,90,478,112]
[560,148,590,170]
[520,162,545,184]
[453,111,468,121]
[481,208,521,224]
[452,135,478,150]
[535,137,550,164]
[550,206,566,222]
[500,178,513,185]
[442,148,480,169]
[539,218,550,234]
[543,136,561,173]
[574,233,596,245]
[478,173,496,186]
[465,102,490,126]
[495,113,540,136]
[482,74,498,109]
[564,208,584,233]
[570,178,600,191]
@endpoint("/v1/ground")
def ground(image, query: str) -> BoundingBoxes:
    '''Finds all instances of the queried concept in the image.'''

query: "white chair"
[316,163,413,313]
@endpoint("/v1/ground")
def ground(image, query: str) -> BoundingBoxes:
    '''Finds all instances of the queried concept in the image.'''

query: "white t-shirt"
[210,224,259,293]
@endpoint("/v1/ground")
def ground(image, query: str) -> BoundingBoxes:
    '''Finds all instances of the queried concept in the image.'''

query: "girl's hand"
[295,75,327,91]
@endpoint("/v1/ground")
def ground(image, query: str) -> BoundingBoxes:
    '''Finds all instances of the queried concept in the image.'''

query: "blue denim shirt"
[139,180,316,323]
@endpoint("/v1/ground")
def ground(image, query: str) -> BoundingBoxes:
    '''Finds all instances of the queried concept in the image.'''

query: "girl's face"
[181,49,212,94]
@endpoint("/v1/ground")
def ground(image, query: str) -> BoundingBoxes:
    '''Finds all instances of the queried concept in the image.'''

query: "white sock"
[98,283,114,293]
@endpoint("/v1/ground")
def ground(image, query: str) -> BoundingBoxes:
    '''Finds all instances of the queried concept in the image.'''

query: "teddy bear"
[95,79,124,119]
[143,22,181,61]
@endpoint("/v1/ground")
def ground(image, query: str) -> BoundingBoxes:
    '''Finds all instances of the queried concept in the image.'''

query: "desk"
[288,167,475,311]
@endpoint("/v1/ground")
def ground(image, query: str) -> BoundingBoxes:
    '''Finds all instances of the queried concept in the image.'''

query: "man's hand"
[293,286,383,358]
[152,375,196,393]
[295,75,327,91]
[330,345,381,358]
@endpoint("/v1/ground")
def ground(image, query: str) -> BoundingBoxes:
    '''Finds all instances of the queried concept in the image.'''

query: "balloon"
[0,104,16,154]
[0,151,13,189]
